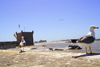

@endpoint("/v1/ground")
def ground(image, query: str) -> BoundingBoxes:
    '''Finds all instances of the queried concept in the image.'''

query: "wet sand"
[0,41,100,67]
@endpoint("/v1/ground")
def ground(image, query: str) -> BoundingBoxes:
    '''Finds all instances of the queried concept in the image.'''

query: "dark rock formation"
[42,45,47,47]
[68,45,82,50]
[55,49,63,51]
[49,48,53,51]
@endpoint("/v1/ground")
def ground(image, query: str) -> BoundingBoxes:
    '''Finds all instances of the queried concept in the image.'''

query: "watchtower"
[16,30,34,45]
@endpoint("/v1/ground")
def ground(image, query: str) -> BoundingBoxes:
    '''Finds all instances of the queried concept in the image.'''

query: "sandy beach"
[0,41,100,67]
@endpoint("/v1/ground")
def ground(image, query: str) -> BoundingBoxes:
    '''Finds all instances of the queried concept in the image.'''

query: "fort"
[15,30,34,45]
[0,30,34,49]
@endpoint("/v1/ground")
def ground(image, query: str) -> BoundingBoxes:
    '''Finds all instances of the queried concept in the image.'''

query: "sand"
[0,41,100,67]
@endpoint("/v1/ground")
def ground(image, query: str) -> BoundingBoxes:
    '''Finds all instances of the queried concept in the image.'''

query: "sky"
[0,0,100,42]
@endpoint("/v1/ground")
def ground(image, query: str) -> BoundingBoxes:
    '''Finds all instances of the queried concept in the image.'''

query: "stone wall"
[0,41,18,49]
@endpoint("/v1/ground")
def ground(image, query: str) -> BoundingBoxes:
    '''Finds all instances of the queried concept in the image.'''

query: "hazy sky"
[0,0,100,41]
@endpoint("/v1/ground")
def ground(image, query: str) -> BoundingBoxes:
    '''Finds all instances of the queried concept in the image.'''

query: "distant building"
[16,30,34,45]
[34,41,39,43]
[39,40,47,43]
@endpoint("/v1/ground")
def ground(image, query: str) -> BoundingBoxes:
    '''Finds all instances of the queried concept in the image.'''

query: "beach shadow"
[31,48,37,50]
[72,53,100,58]
[19,51,26,53]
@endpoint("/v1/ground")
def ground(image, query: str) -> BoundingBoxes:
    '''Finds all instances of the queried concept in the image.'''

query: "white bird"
[19,36,26,52]
[71,26,99,54]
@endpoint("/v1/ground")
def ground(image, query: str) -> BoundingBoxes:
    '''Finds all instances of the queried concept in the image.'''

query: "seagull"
[60,19,64,21]
[18,36,26,53]
[71,26,99,54]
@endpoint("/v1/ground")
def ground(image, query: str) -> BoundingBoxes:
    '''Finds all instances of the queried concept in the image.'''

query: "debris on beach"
[49,48,64,51]
[31,48,37,50]
[55,49,64,51]
[68,45,82,50]
[49,48,53,51]
[42,45,47,47]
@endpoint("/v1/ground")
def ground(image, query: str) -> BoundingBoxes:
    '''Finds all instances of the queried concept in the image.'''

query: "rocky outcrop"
[68,45,82,50]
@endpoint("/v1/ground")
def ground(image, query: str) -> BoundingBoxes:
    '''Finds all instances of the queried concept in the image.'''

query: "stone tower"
[16,30,34,45]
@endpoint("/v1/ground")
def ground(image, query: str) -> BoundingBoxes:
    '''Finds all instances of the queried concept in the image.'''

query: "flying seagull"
[71,26,99,54]
[18,24,20,28]
[60,19,64,21]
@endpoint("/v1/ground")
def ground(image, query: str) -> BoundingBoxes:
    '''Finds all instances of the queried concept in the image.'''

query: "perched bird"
[18,36,26,53]
[71,26,99,54]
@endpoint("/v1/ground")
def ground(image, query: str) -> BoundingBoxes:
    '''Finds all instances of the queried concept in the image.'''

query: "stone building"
[16,30,34,45]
